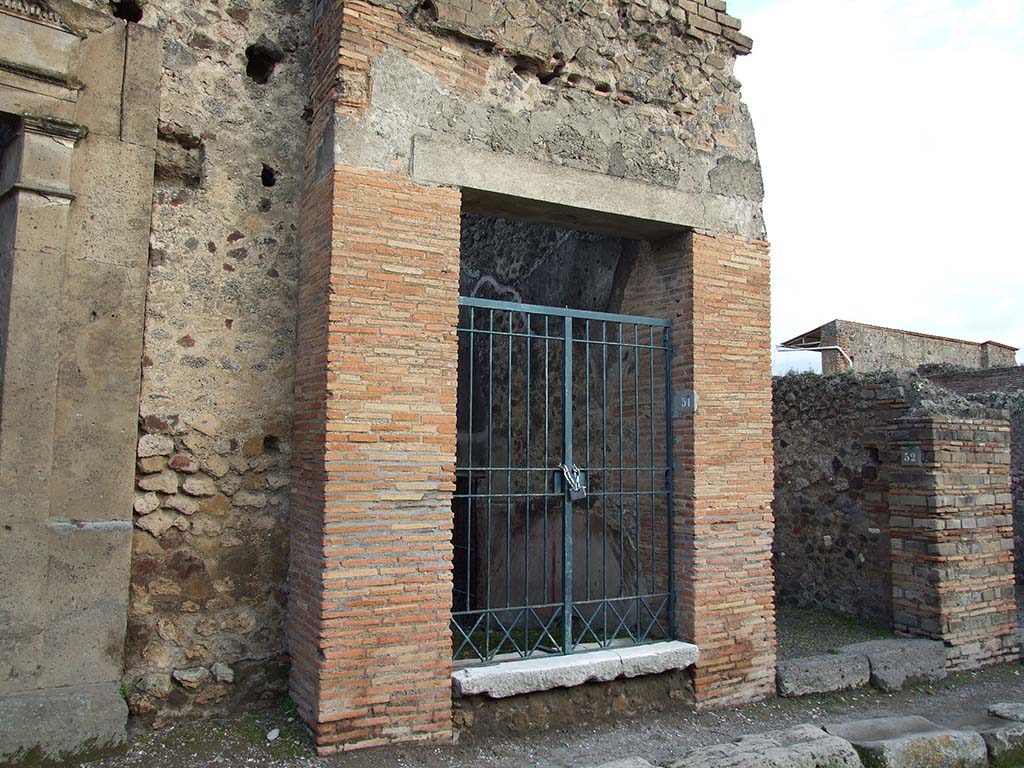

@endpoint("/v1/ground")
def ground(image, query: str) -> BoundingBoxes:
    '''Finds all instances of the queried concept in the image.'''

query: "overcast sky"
[727,0,1024,373]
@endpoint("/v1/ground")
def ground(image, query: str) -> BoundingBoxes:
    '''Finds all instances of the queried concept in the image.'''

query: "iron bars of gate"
[451,296,675,664]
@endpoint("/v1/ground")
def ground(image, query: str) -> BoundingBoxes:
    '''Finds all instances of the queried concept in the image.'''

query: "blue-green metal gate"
[452,296,674,663]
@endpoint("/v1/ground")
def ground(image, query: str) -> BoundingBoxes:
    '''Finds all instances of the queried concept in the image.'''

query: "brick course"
[289,165,461,753]
[619,232,776,708]
[925,365,1024,395]
[289,0,773,750]
[883,417,1019,669]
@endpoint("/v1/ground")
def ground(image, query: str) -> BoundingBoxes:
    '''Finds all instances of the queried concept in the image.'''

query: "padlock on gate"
[558,463,587,503]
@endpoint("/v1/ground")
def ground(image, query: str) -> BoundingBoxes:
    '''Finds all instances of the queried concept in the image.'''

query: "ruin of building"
[3,0,772,760]
[781,319,1018,375]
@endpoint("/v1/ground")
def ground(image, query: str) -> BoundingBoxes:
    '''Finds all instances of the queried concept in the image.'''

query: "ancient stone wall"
[884,416,1018,670]
[773,373,913,627]
[1,1,162,760]
[289,0,774,750]
[774,372,1019,669]
[328,0,765,240]
[120,0,312,724]
[820,320,1016,375]
[923,366,1024,583]
[924,365,1024,396]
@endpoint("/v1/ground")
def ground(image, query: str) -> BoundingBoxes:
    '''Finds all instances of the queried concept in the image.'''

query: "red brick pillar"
[887,416,1019,670]
[621,233,776,708]
[289,165,460,753]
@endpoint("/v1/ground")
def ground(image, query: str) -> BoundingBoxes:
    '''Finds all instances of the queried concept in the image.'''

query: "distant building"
[781,319,1018,375]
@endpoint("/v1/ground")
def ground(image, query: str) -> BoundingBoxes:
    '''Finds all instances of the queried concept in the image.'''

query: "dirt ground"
[87,662,1024,768]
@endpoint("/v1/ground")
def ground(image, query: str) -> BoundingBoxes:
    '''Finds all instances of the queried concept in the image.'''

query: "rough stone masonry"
[0,0,774,761]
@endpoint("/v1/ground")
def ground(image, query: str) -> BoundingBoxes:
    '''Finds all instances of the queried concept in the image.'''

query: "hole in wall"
[537,69,561,85]
[245,38,284,84]
[261,164,277,187]
[412,0,437,24]
[513,61,533,78]
[594,82,612,94]
[513,55,564,86]
[263,435,280,452]
[112,0,144,22]
[155,126,203,188]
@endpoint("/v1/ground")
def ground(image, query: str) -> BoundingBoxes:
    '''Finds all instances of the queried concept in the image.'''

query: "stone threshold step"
[452,641,699,699]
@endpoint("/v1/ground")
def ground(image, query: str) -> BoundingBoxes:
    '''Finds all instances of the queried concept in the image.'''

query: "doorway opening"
[451,214,675,664]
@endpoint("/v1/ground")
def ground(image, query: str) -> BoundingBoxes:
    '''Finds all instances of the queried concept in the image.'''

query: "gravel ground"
[88,662,1024,768]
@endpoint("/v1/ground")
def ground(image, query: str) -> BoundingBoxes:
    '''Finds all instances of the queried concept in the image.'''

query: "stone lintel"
[410,135,761,240]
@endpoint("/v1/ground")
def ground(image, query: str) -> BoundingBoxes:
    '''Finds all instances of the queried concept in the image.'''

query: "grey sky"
[728,0,1024,373]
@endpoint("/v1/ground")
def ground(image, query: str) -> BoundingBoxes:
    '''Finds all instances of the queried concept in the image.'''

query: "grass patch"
[777,606,891,660]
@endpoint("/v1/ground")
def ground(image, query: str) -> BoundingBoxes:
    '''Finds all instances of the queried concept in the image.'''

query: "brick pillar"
[289,164,460,753]
[887,417,1019,670]
[820,321,851,375]
[620,233,776,708]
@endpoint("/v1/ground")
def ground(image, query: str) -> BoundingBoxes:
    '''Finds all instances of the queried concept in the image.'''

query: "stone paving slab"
[777,653,870,697]
[839,639,947,692]
[944,713,1024,768]
[825,715,987,768]
[452,641,698,699]
[988,702,1024,722]
[668,724,861,768]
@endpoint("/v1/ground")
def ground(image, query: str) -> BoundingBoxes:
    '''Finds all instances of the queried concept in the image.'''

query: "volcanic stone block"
[825,716,987,768]
[669,724,862,768]
[839,639,946,692]
[777,653,870,697]
[944,713,1024,768]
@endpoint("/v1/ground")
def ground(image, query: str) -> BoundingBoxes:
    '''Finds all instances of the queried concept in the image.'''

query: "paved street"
[90,663,1024,768]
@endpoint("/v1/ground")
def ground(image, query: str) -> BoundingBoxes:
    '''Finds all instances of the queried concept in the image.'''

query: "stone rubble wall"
[773,372,1016,622]
[821,320,1016,375]
[775,371,1019,669]
[772,373,913,626]
[105,0,314,724]
[924,365,1024,396]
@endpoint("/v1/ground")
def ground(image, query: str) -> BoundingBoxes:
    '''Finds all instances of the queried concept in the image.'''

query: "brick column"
[289,165,460,753]
[887,417,1019,669]
[620,232,776,708]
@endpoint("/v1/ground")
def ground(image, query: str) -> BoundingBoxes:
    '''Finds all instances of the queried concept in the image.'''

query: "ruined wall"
[773,373,912,626]
[924,365,1024,396]
[884,415,1018,670]
[775,369,1021,650]
[923,366,1024,583]
[329,0,765,240]
[821,320,1017,375]
[121,0,312,723]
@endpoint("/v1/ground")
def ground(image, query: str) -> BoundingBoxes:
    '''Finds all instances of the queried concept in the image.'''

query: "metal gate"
[452,296,674,663]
